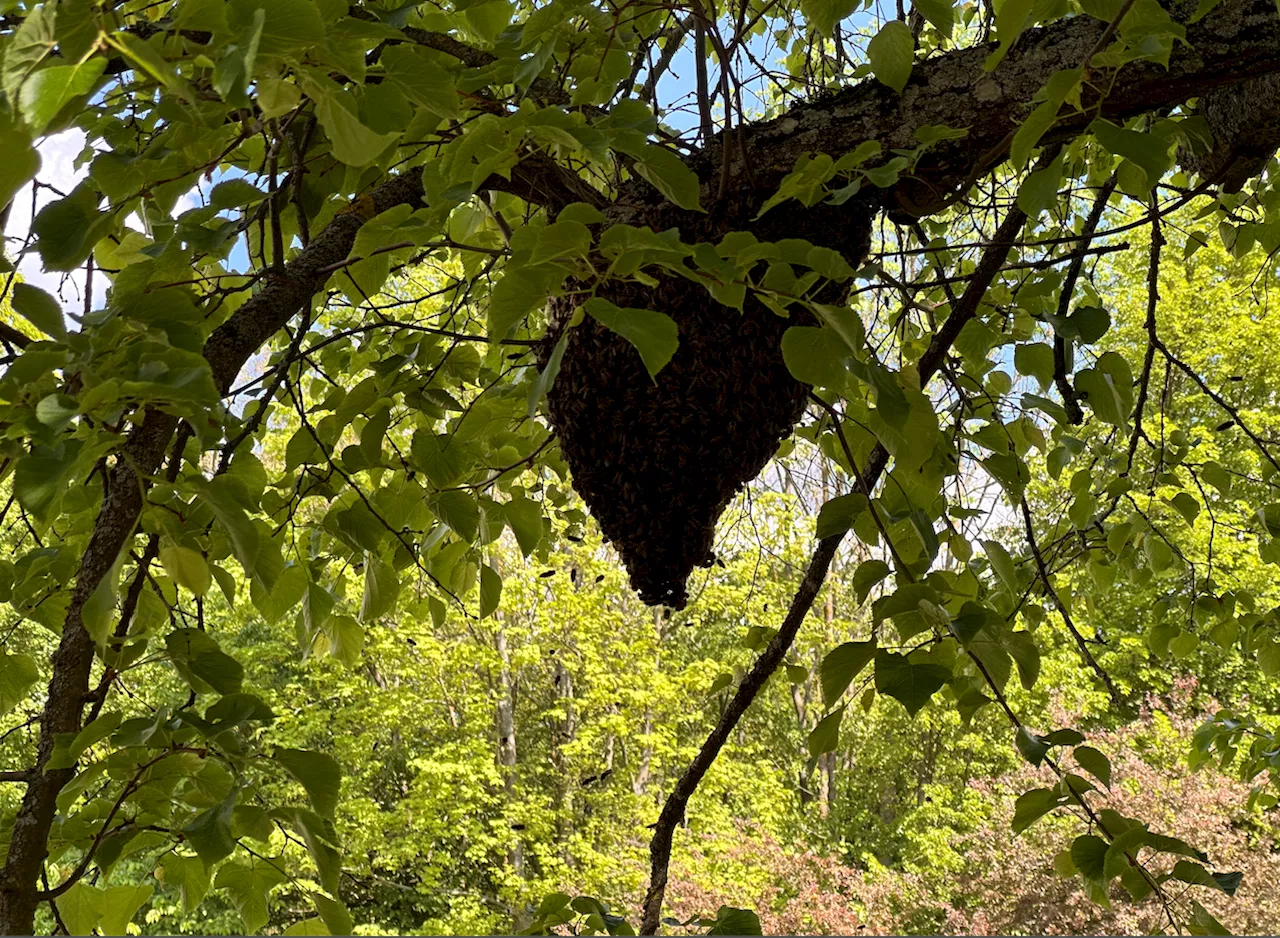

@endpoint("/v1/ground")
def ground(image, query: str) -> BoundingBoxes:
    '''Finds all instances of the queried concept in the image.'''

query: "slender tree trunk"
[495,623,528,930]
[633,706,653,797]
[551,656,576,856]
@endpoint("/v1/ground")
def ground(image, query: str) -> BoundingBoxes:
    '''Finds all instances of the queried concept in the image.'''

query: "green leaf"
[81,556,123,646]
[194,477,259,573]
[491,268,552,341]
[1012,787,1066,833]
[807,705,844,758]
[166,628,244,695]
[35,393,77,431]
[283,919,331,936]
[251,562,307,624]
[311,892,355,935]
[12,282,66,339]
[986,0,1034,70]
[1006,631,1041,689]
[1014,342,1055,390]
[99,883,154,936]
[159,546,211,597]
[183,793,237,866]
[323,615,365,668]
[14,440,80,519]
[257,76,301,118]
[914,0,955,35]
[208,693,276,729]
[800,0,857,36]
[215,859,288,933]
[0,114,40,219]
[302,73,399,167]
[32,184,107,271]
[1171,860,1233,893]
[382,44,458,118]
[852,559,891,604]
[54,882,103,936]
[781,326,850,387]
[527,331,567,417]
[1170,492,1201,525]
[874,650,950,716]
[19,59,105,135]
[504,495,544,556]
[528,220,592,266]
[275,807,342,896]
[480,563,502,618]
[1012,787,1067,833]
[819,640,876,708]
[584,297,679,379]
[1015,727,1050,765]
[411,432,469,488]
[983,450,1030,500]
[815,492,868,539]
[1071,305,1111,343]
[359,553,400,623]
[1071,833,1109,881]
[811,303,865,353]
[435,490,480,542]
[0,653,39,716]
[806,246,856,282]
[632,145,704,212]
[159,854,210,912]
[2,4,56,110]
[867,21,914,93]
[1089,118,1174,188]
[1043,728,1086,746]
[1016,151,1064,217]
[1188,900,1230,936]
[707,907,762,936]
[1075,351,1133,427]
[276,748,342,818]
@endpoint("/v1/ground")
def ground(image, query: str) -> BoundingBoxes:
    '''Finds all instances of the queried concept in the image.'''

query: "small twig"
[218,313,311,475]
[1157,340,1280,477]
[39,750,185,899]
[1018,498,1126,711]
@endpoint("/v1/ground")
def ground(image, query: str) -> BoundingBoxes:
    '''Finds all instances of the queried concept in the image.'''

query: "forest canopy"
[2,0,1280,934]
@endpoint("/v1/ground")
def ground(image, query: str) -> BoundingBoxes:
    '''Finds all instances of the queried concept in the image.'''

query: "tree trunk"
[550,656,576,855]
[495,623,527,930]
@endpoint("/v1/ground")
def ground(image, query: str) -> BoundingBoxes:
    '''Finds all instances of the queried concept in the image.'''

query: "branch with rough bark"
[684,0,1280,214]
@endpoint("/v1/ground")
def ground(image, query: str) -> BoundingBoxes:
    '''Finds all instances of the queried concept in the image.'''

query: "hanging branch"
[1017,497,1126,711]
[639,196,1034,934]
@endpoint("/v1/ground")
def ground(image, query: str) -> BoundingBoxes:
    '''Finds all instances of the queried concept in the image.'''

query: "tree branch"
[639,198,1033,934]
[686,0,1280,215]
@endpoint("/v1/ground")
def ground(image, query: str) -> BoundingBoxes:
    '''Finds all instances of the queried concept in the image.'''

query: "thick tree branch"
[687,0,1280,215]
